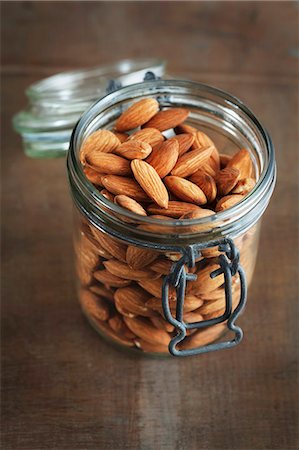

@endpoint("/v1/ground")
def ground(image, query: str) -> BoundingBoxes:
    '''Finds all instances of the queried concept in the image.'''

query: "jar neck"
[67,80,276,250]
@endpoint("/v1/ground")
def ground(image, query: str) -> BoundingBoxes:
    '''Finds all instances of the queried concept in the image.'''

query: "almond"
[150,259,173,275]
[126,245,158,269]
[94,320,135,346]
[191,130,215,150]
[147,201,202,218]
[226,148,253,178]
[231,177,255,195]
[169,133,195,156]
[83,167,105,186]
[115,98,159,132]
[99,189,115,202]
[103,259,156,280]
[89,285,114,302]
[174,123,197,135]
[108,314,135,339]
[138,278,176,300]
[186,262,224,295]
[114,195,147,216]
[220,153,232,168]
[131,159,169,208]
[146,295,203,315]
[114,140,152,160]
[114,286,153,318]
[171,146,214,178]
[183,309,204,323]
[93,269,131,288]
[113,131,129,143]
[80,130,120,164]
[143,108,189,131]
[179,209,215,220]
[79,289,110,321]
[85,152,131,176]
[164,176,207,205]
[91,228,127,262]
[179,323,226,350]
[124,316,171,346]
[200,162,218,178]
[198,297,226,316]
[146,139,179,178]
[101,175,149,202]
[135,338,169,353]
[150,315,175,332]
[215,194,244,212]
[128,127,164,147]
[189,169,217,203]
[216,167,240,196]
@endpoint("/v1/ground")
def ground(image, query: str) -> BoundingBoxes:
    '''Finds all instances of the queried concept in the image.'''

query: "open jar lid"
[13,58,166,158]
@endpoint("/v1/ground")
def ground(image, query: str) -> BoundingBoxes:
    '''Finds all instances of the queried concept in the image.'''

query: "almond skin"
[135,338,169,353]
[231,177,256,195]
[164,176,207,205]
[138,278,176,300]
[180,209,215,220]
[171,146,214,178]
[89,285,114,302]
[215,194,244,212]
[128,128,164,147]
[101,175,149,202]
[91,228,127,262]
[108,314,135,339]
[114,195,147,216]
[147,201,202,218]
[226,148,253,178]
[189,169,217,203]
[99,189,115,202]
[79,290,110,321]
[169,133,195,156]
[85,152,131,176]
[113,131,129,143]
[191,130,215,150]
[80,130,121,164]
[174,123,197,135]
[143,108,189,131]
[220,153,232,168]
[103,259,156,280]
[124,316,171,346]
[114,286,153,318]
[114,140,152,160]
[146,139,179,178]
[83,167,105,186]
[115,98,159,132]
[131,159,169,209]
[179,323,226,350]
[186,262,224,295]
[126,245,158,269]
[216,167,240,196]
[93,269,132,288]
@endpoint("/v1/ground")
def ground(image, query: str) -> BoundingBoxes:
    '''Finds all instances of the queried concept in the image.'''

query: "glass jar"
[67,80,276,357]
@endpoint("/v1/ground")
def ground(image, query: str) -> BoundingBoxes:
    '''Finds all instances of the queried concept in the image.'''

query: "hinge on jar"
[161,238,247,357]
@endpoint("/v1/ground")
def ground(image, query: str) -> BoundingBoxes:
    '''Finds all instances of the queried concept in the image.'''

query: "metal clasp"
[161,238,247,357]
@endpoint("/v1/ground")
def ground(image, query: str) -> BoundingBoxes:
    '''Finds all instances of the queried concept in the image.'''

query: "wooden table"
[2,2,298,449]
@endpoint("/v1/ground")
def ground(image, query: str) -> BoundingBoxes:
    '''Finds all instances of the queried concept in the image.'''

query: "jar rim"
[67,79,276,243]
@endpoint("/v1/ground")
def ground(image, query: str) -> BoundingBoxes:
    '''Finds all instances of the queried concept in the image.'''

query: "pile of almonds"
[76,97,258,354]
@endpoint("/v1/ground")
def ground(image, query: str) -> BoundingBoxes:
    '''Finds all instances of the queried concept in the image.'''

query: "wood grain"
[1,2,298,449]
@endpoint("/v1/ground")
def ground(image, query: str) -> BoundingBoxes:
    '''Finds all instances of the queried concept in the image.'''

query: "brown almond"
[89,285,114,302]
[108,314,135,339]
[150,259,173,275]
[135,338,169,353]
[85,152,131,176]
[186,263,224,295]
[99,189,115,202]
[91,228,127,262]
[179,209,215,233]
[93,269,131,288]
[183,309,204,323]
[94,320,135,346]
[198,297,226,316]
[103,259,156,280]
[128,128,164,147]
[143,107,189,131]
[164,176,207,206]
[83,167,105,186]
[131,159,169,208]
[101,175,149,202]
[179,323,226,350]
[146,295,204,315]
[79,289,110,321]
[114,195,147,216]
[231,177,256,195]
[169,133,195,156]
[114,286,153,318]
[226,148,253,178]
[216,167,240,196]
[147,201,202,218]
[146,139,179,178]
[215,194,244,212]
[113,131,129,143]
[171,146,214,178]
[126,245,158,269]
[124,316,171,346]
[115,98,159,132]
[191,130,215,150]
[174,123,197,135]
[200,162,218,178]
[189,169,217,203]
[150,315,175,333]
[138,278,176,300]
[220,153,232,168]
[114,140,152,160]
[80,130,120,164]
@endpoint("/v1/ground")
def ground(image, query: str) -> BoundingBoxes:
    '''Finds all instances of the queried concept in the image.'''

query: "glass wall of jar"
[67,80,276,356]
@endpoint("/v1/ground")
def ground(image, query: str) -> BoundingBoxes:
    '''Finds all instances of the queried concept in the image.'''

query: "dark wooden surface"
[1,2,298,449]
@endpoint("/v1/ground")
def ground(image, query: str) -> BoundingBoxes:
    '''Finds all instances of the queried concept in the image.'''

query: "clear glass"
[67,80,276,356]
